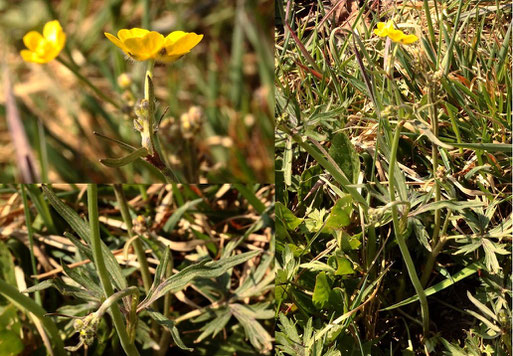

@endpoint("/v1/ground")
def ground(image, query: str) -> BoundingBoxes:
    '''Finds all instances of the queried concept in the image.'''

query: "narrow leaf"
[99,147,148,168]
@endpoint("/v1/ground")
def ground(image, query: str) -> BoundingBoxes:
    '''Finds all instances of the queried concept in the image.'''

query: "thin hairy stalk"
[113,184,152,292]
[142,60,180,183]
[88,185,140,356]
[388,121,430,337]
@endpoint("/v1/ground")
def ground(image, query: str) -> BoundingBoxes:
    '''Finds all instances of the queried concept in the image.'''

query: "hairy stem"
[88,185,139,356]
[388,121,430,337]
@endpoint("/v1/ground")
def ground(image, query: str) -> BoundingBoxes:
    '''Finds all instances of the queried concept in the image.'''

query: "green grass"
[275,0,511,354]
[0,183,274,354]
[0,0,273,183]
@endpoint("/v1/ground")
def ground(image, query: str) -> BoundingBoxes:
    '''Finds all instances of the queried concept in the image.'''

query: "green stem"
[87,185,140,356]
[57,57,122,110]
[157,253,174,356]
[113,184,152,293]
[0,278,66,356]
[20,185,41,305]
[142,60,180,183]
[96,286,140,319]
[388,121,430,337]
[420,211,452,287]
[429,86,442,246]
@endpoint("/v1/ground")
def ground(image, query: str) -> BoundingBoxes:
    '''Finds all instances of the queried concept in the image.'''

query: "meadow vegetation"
[275,0,512,354]
[0,184,274,354]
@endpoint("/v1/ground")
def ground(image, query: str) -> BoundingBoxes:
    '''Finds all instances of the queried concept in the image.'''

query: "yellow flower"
[374,20,418,44]
[156,31,204,63]
[104,28,203,62]
[20,20,66,63]
[374,21,395,37]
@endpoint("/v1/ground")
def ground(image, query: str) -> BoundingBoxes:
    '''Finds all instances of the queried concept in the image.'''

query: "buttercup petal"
[400,34,418,44]
[164,33,203,56]
[156,53,183,63]
[387,29,405,43]
[118,28,150,41]
[163,31,189,46]
[23,31,44,51]
[20,49,48,63]
[105,32,128,52]
[124,32,164,60]
[56,31,66,51]
[43,20,63,43]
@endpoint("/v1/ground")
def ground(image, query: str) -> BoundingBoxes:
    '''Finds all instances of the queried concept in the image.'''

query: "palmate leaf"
[234,250,274,298]
[138,250,260,311]
[195,308,232,343]
[41,185,127,291]
[230,303,273,353]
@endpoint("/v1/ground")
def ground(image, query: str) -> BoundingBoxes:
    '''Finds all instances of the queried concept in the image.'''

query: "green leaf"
[196,308,232,342]
[297,164,323,204]
[230,303,273,353]
[0,330,24,356]
[322,196,353,233]
[163,198,202,232]
[145,310,192,351]
[42,185,127,291]
[329,132,360,184]
[312,272,331,309]
[0,279,65,356]
[138,250,260,310]
[99,147,148,168]
[450,142,512,153]
[276,202,303,231]
[300,261,336,274]
[381,262,481,311]
[333,256,354,276]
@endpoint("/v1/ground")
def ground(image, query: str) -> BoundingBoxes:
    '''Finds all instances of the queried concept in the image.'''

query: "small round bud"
[117,73,132,89]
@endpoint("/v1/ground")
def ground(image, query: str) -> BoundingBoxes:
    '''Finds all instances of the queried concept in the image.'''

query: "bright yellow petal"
[388,29,405,43]
[374,28,387,37]
[156,53,183,63]
[400,34,418,44]
[23,31,44,51]
[43,20,63,42]
[164,33,203,56]
[20,49,48,63]
[163,31,189,45]
[105,32,128,52]
[118,28,150,41]
[123,31,164,60]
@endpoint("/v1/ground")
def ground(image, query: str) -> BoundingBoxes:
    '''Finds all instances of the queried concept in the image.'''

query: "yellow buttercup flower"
[374,20,418,45]
[21,20,66,63]
[105,28,203,62]
[156,31,204,63]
